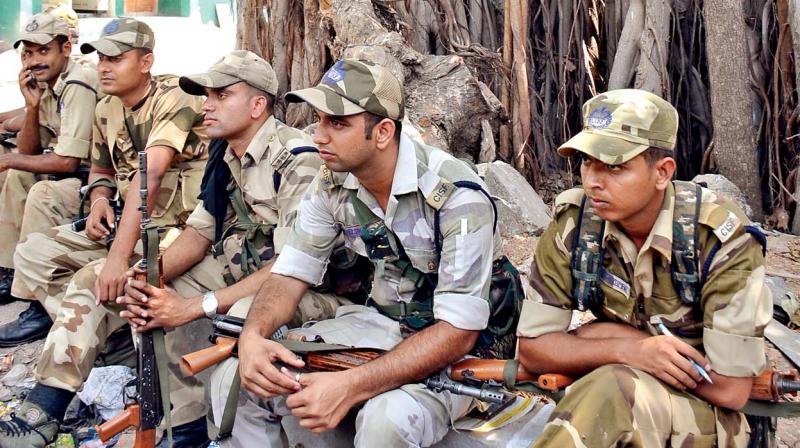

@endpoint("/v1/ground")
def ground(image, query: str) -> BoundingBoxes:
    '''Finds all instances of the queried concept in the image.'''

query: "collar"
[223,116,276,167]
[603,182,675,263]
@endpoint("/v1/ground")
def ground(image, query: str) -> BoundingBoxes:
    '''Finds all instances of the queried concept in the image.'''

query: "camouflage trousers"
[0,169,81,268]
[11,225,221,427]
[208,306,474,448]
[531,364,750,448]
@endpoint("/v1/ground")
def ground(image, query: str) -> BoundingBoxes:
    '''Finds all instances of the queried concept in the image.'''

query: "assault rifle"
[95,148,168,447]
[181,315,574,414]
[183,315,800,407]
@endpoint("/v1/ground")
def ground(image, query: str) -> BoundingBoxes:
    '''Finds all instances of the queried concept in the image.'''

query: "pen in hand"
[655,321,714,385]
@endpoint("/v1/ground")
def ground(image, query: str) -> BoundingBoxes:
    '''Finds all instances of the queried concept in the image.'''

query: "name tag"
[601,268,631,299]
[343,225,362,239]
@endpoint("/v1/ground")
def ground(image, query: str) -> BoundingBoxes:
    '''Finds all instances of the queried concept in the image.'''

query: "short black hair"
[244,85,275,114]
[363,112,402,141]
[53,35,69,47]
[642,147,673,167]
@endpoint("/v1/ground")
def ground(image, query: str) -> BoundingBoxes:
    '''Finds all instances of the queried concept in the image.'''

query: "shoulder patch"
[424,178,456,210]
[698,188,746,243]
[319,165,337,192]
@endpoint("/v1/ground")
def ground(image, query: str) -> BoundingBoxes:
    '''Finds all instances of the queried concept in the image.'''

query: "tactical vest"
[569,180,767,315]
[211,144,318,286]
[348,148,524,360]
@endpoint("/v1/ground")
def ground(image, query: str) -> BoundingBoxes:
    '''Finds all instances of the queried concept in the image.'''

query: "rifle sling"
[742,399,800,418]
[146,223,173,446]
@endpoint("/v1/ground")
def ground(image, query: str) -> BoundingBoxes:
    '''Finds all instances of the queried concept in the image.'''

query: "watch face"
[203,294,217,314]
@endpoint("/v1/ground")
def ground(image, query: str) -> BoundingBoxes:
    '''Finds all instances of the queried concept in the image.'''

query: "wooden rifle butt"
[537,373,574,391]
[96,404,140,442]
[750,369,799,402]
[181,336,237,375]
[133,429,157,448]
[305,350,382,372]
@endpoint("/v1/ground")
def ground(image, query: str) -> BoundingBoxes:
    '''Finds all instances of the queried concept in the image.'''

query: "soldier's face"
[201,83,260,140]
[580,153,668,227]
[20,39,70,84]
[97,49,152,96]
[312,111,376,173]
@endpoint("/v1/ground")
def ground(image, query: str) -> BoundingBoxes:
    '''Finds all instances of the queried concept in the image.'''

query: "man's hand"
[18,68,43,108]
[94,256,129,304]
[621,335,710,391]
[0,154,9,173]
[86,198,116,241]
[239,330,305,398]
[285,371,358,432]
[117,276,201,331]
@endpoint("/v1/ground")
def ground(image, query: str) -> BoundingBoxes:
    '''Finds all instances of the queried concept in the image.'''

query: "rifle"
[95,147,168,448]
[181,316,568,412]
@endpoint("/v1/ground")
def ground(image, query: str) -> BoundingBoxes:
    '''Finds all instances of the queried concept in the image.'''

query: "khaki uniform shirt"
[91,75,209,226]
[185,115,321,252]
[517,183,772,377]
[272,133,503,331]
[38,59,99,159]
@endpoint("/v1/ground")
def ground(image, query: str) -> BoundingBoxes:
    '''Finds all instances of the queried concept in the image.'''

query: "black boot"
[0,268,17,304]
[157,417,210,448]
[0,301,53,347]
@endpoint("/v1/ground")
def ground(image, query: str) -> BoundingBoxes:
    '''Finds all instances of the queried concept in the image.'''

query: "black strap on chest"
[271,146,317,193]
[55,80,98,114]
[569,181,704,313]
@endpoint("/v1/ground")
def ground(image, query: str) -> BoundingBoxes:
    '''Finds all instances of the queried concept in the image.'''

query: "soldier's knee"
[13,232,49,273]
[355,389,426,447]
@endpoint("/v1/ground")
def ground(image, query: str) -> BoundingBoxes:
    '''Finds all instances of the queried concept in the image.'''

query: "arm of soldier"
[0,152,80,174]
[48,81,96,163]
[0,110,25,133]
[85,118,117,240]
[15,67,44,154]
[688,229,772,410]
[95,145,175,304]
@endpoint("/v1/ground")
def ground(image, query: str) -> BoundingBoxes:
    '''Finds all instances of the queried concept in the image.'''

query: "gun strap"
[210,369,240,441]
[145,223,173,446]
[502,359,519,390]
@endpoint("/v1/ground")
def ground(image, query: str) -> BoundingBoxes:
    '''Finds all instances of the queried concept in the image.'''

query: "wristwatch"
[201,291,219,319]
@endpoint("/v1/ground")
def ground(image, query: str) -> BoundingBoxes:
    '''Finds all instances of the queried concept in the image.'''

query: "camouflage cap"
[179,50,278,96]
[558,89,679,165]
[80,17,154,57]
[13,13,70,49]
[285,59,404,120]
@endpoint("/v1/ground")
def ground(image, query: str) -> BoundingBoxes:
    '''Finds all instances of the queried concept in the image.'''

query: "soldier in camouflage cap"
[80,17,155,57]
[0,12,100,351]
[115,50,354,420]
[517,89,771,447]
[219,59,511,447]
[2,17,210,448]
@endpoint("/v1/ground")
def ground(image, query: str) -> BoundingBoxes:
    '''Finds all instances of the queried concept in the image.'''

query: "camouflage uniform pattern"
[90,74,208,226]
[519,184,771,447]
[10,71,210,427]
[0,58,98,269]
[272,133,503,330]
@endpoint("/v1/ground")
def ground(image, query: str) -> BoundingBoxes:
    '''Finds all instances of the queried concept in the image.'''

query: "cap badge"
[103,19,120,35]
[587,106,612,129]
[322,61,345,85]
[25,20,39,32]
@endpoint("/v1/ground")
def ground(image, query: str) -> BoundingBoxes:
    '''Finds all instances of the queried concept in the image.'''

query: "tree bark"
[608,0,643,89]
[634,0,671,97]
[704,0,764,219]
[789,0,800,233]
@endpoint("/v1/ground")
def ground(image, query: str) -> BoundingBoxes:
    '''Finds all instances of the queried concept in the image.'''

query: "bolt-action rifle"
[95,147,169,448]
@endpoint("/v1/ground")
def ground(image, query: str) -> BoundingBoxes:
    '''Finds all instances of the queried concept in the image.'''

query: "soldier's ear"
[139,51,154,73]
[654,157,676,190]
[251,95,268,119]
[374,118,395,150]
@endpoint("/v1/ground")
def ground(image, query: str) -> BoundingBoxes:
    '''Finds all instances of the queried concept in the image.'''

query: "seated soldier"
[517,89,772,447]
[0,13,99,344]
[208,59,518,448]
[117,50,354,374]
[0,18,209,448]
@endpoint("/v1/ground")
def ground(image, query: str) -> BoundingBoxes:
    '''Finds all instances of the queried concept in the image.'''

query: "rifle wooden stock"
[306,350,382,371]
[750,369,800,402]
[95,404,157,447]
[449,359,574,392]
[181,336,237,375]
